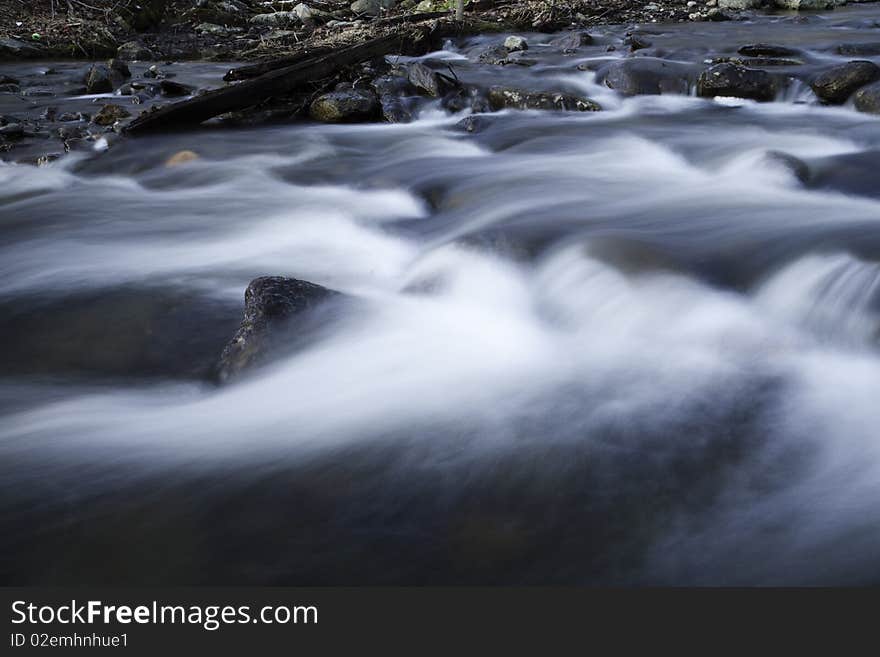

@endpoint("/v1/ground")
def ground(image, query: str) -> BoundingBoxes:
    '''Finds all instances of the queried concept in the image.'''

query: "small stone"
[503,36,528,52]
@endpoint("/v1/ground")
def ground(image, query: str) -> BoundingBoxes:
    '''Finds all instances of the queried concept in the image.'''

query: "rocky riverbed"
[3,4,880,585]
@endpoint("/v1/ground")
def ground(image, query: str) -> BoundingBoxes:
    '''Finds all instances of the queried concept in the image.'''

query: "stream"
[3,6,880,585]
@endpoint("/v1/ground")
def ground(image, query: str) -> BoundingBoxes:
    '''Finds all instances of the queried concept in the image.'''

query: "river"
[2,6,880,585]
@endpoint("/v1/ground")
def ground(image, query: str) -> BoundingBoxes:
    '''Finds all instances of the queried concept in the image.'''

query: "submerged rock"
[216,276,339,383]
[309,89,380,123]
[696,63,779,102]
[854,82,880,115]
[810,61,880,104]
[838,43,880,57]
[117,41,155,61]
[503,36,528,52]
[488,87,601,112]
[601,58,696,96]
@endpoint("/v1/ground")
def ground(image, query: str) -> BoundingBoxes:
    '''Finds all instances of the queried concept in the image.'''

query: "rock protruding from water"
[810,61,880,105]
[216,276,338,383]
[696,62,778,102]
[309,89,380,123]
[601,58,696,96]
[854,82,880,115]
[488,87,601,112]
[503,36,528,52]
[84,61,130,94]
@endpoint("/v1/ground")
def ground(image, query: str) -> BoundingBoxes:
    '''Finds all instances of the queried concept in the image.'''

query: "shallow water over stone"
[3,6,880,585]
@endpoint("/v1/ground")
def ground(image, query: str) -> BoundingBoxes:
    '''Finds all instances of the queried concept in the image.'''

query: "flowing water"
[3,7,880,585]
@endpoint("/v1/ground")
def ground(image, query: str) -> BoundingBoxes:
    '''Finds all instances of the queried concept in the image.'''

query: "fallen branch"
[127,31,424,134]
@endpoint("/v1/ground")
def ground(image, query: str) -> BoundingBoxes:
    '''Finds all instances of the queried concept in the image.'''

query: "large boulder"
[487,87,601,112]
[696,63,779,102]
[309,89,380,123]
[601,58,696,96]
[854,82,880,115]
[810,61,880,104]
[215,276,339,383]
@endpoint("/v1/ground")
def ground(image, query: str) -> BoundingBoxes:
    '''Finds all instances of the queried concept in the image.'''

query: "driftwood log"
[126,29,435,134]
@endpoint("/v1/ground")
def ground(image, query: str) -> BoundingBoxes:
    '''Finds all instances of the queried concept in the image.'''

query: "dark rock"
[407,62,457,97]
[487,87,601,112]
[22,87,53,97]
[58,112,88,122]
[478,45,510,65]
[0,287,242,380]
[92,104,132,127]
[854,82,880,115]
[159,80,194,97]
[764,150,810,184]
[40,107,57,121]
[550,31,593,54]
[0,123,24,139]
[378,95,411,123]
[117,41,155,61]
[216,276,338,383]
[309,89,380,123]
[0,83,19,93]
[457,115,492,133]
[84,64,113,94]
[810,61,880,105]
[837,43,880,57]
[601,58,696,96]
[0,75,19,84]
[697,63,779,102]
[738,44,800,58]
[371,72,414,97]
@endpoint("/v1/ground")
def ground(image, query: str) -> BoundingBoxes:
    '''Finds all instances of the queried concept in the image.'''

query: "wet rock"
[0,123,24,139]
[810,61,880,104]
[159,80,194,97]
[550,31,593,53]
[92,104,132,127]
[764,150,810,184]
[706,8,730,20]
[457,114,492,133]
[487,87,601,112]
[216,276,339,383]
[625,35,652,52]
[407,62,457,97]
[378,95,412,123]
[601,58,696,96]
[117,41,155,61]
[351,0,396,13]
[503,36,528,52]
[697,63,779,102]
[250,11,300,26]
[0,83,19,93]
[838,43,880,57]
[371,72,414,97]
[854,82,880,115]
[0,75,19,85]
[774,0,842,7]
[738,44,800,58]
[309,89,380,123]
[0,287,242,380]
[718,0,763,7]
[478,45,511,65]
[22,87,54,97]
